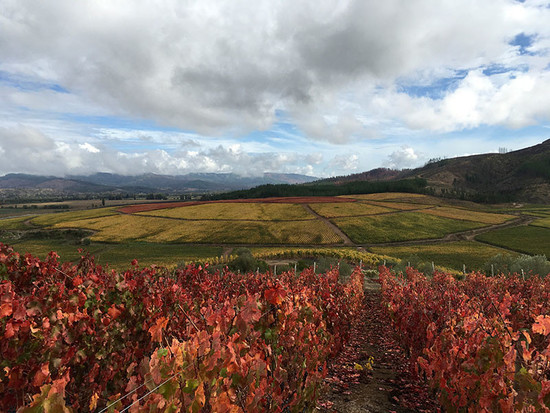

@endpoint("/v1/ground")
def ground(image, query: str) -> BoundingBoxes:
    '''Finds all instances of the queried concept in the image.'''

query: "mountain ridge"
[0,172,318,199]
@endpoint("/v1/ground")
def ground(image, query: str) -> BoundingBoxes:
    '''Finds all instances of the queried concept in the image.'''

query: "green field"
[476,225,550,256]
[333,212,485,244]
[0,215,37,230]
[530,216,550,229]
[371,241,517,272]
[6,239,222,270]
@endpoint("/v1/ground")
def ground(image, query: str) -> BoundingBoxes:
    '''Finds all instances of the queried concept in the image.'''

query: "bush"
[228,248,268,273]
[484,254,550,278]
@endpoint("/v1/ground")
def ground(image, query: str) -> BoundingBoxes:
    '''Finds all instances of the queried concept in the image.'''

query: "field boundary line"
[302,204,354,246]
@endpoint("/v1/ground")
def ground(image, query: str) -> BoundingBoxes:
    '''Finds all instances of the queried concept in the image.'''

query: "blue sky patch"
[0,71,70,94]
[397,70,468,99]
[510,33,536,55]
[482,64,528,77]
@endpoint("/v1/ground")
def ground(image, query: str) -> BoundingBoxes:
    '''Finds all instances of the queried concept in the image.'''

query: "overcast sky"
[1,0,550,178]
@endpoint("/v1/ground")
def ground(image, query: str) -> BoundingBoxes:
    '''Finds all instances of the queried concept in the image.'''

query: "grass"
[419,206,515,224]
[31,208,119,226]
[333,212,485,244]
[370,241,518,272]
[53,214,342,244]
[0,215,37,230]
[476,226,550,256]
[530,216,550,228]
[93,243,222,269]
[308,202,394,218]
[7,240,222,270]
[7,240,105,262]
[139,202,314,220]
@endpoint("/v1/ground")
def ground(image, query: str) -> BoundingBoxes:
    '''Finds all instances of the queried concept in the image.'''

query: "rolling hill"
[317,139,550,203]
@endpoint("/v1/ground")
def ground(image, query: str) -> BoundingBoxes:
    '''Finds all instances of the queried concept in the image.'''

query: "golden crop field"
[31,208,119,226]
[364,200,434,210]
[345,193,434,202]
[139,202,314,221]
[419,206,516,225]
[308,202,394,217]
[53,213,342,244]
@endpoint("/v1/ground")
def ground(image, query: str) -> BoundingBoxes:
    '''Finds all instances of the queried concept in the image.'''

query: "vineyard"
[0,243,364,412]
[380,266,550,411]
[2,238,550,411]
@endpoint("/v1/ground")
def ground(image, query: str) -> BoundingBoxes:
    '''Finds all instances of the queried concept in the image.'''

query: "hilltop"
[317,139,550,203]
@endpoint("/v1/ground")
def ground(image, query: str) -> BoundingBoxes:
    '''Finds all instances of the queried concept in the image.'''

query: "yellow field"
[53,214,342,244]
[419,206,515,225]
[365,200,434,210]
[139,202,314,221]
[250,247,392,268]
[31,208,119,226]
[345,193,434,202]
[308,202,394,217]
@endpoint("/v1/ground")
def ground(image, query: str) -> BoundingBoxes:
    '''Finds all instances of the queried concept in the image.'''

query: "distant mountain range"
[0,172,317,199]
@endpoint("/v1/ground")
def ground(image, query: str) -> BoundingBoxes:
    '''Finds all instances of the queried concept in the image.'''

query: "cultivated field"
[140,202,314,220]
[332,212,484,244]
[476,225,550,257]
[1,192,546,271]
[309,202,394,217]
[371,240,517,271]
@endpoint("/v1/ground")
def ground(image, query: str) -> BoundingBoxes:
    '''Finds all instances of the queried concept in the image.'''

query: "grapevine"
[0,242,364,412]
[380,265,550,412]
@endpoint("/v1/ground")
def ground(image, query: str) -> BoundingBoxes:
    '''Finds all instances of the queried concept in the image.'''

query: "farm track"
[302,204,354,246]
[318,278,438,412]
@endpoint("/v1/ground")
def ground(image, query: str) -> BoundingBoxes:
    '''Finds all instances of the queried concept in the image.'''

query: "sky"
[1,0,550,178]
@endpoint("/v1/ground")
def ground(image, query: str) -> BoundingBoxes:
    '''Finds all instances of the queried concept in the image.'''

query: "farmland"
[475,225,550,257]
[332,212,484,244]
[0,192,547,272]
[140,202,315,220]
[371,241,517,271]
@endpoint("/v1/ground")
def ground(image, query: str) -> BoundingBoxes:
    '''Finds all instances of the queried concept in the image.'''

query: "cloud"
[330,154,359,171]
[0,0,549,144]
[0,125,318,177]
[387,146,421,169]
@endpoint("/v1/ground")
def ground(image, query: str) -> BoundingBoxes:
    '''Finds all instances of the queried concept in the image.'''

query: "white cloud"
[388,146,421,169]
[79,142,100,153]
